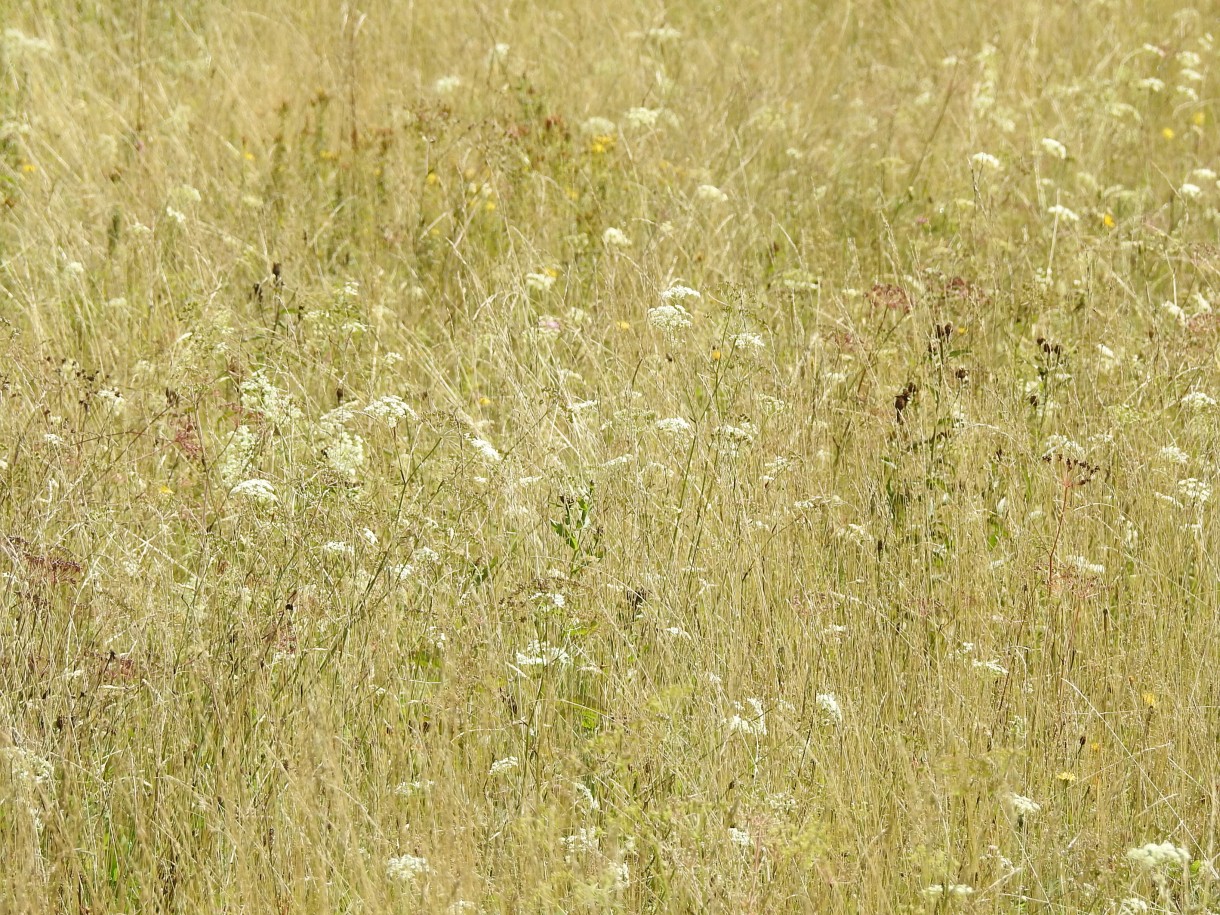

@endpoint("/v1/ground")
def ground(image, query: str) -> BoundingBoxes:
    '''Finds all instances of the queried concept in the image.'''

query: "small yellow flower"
[243,150,255,161]
[1193,111,1207,126]
[1056,771,1078,784]
[1162,127,1175,141]
[478,396,492,407]
[426,172,439,186]
[1102,212,1115,228]
[615,320,632,332]
[483,200,496,212]
[565,187,579,200]
[544,267,560,278]
[1142,691,1158,709]
[711,349,722,361]
[20,162,36,173]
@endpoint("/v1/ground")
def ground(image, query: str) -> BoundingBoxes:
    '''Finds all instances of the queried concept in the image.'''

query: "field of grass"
[2,1,1220,911]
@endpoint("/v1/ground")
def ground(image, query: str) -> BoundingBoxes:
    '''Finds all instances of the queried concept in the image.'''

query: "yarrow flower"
[713,421,758,455]
[729,332,765,351]
[660,283,702,304]
[971,152,1002,170]
[728,826,753,848]
[624,106,662,129]
[515,640,572,669]
[695,184,728,203]
[239,370,301,426]
[1179,182,1203,200]
[525,271,556,292]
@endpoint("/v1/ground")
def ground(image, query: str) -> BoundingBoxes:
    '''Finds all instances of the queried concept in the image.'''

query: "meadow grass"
[2,1,1220,911]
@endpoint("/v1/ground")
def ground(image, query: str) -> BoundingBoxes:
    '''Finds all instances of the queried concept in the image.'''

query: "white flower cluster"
[515,640,572,669]
[1127,841,1190,871]
[364,395,416,428]
[648,304,693,331]
[325,431,366,482]
[231,478,277,505]
[239,370,301,426]
[655,416,693,437]
[815,692,843,723]
[726,697,767,735]
[386,853,432,882]
[489,756,519,776]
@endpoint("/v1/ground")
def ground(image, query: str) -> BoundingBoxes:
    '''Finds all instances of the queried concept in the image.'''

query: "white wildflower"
[726,697,767,736]
[1002,792,1041,819]
[230,478,277,505]
[728,826,753,848]
[325,431,366,482]
[602,226,632,248]
[1040,137,1068,159]
[1135,77,1166,92]
[386,853,432,881]
[1047,204,1080,223]
[489,756,519,776]
[655,416,693,437]
[972,658,1009,676]
[695,184,728,203]
[713,421,758,455]
[648,303,693,332]
[525,272,556,292]
[816,693,843,723]
[1180,391,1216,410]
[624,106,662,129]
[515,640,572,669]
[1127,841,1190,871]
[1042,434,1086,462]
[560,827,599,856]
[433,75,461,94]
[1177,478,1211,505]
[923,884,975,898]
[364,395,416,428]
[1159,445,1190,464]
[240,370,301,426]
[467,435,502,463]
[581,116,616,135]
[1179,182,1203,200]
[971,152,1002,170]
[729,332,765,351]
[1117,899,1149,915]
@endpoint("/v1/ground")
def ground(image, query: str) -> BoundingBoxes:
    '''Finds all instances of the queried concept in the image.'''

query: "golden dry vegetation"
[2,1,1220,912]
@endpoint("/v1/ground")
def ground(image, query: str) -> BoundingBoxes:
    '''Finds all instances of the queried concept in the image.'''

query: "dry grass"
[1,1,1219,912]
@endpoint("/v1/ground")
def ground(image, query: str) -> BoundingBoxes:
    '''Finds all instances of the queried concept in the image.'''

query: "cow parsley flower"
[1179,182,1203,200]
[525,271,556,292]
[695,184,728,203]
[726,697,767,735]
[729,332,765,351]
[971,152,1002,170]
[515,640,572,668]
[1002,792,1041,820]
